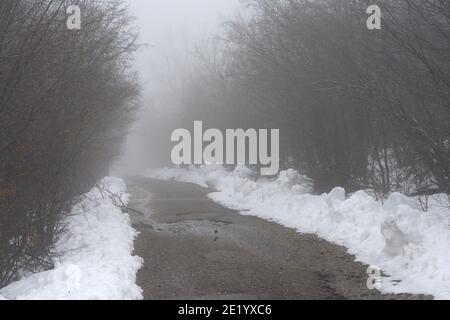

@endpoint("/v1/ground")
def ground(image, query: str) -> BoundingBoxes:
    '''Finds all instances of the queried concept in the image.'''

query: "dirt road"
[126,177,425,300]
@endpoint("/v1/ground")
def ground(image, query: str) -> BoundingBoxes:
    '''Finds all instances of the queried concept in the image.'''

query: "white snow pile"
[0,177,143,300]
[146,165,450,299]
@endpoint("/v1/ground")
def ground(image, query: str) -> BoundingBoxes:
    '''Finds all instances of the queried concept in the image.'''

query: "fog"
[112,0,450,196]
[114,0,240,175]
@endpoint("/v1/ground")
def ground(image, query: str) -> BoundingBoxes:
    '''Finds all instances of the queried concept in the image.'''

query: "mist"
[114,0,240,175]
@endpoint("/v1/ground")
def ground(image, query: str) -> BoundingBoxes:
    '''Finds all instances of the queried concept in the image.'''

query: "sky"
[128,0,240,100]
[114,0,241,175]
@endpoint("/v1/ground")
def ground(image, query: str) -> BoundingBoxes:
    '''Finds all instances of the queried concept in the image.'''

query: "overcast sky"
[115,0,241,174]
[128,0,240,100]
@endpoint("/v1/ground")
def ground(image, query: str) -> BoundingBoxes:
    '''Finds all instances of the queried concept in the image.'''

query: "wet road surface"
[126,177,427,300]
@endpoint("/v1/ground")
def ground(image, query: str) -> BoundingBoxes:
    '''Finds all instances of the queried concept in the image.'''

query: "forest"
[155,0,450,197]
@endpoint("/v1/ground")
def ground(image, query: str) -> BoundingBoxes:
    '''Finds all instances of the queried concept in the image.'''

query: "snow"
[148,166,210,188]
[0,177,143,300]
[146,165,450,299]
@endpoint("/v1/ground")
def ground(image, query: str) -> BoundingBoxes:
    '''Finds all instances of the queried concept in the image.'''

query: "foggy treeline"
[155,0,450,196]
[0,0,138,286]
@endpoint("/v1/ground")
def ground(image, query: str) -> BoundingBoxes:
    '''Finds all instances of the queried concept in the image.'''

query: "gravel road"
[125,177,427,300]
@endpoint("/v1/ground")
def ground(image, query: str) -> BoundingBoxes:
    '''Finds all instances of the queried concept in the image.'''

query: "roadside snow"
[148,167,209,188]
[0,177,143,300]
[146,166,450,299]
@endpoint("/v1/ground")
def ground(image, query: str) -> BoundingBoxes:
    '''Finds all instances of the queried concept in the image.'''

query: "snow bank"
[0,177,143,300]
[146,166,450,299]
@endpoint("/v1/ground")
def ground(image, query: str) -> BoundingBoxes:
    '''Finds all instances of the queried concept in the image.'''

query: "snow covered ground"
[0,177,143,300]
[146,165,450,299]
